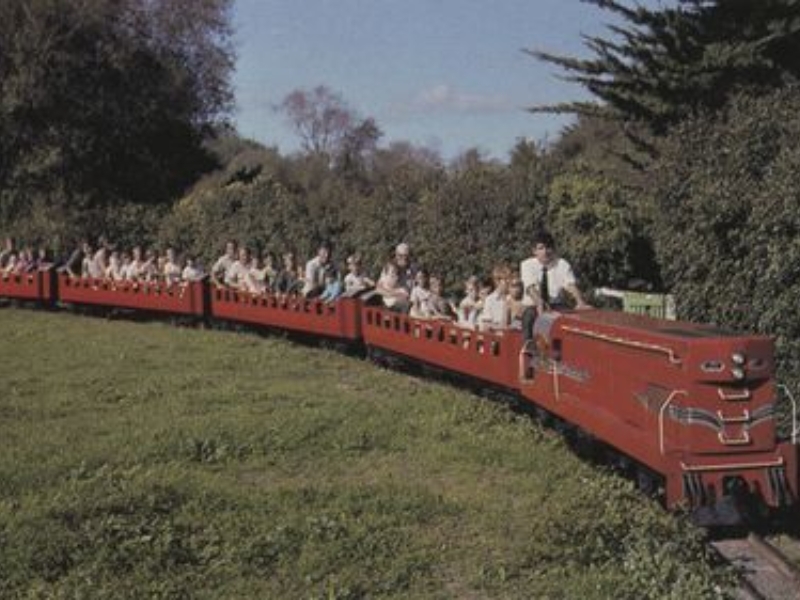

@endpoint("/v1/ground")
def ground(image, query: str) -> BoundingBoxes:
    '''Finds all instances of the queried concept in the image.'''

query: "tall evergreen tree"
[529,0,800,135]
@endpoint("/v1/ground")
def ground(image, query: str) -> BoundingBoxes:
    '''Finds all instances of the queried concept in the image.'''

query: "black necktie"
[540,265,549,306]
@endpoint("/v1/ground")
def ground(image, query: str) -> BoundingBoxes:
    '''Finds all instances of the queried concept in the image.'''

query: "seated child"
[182,257,205,282]
[318,271,343,303]
[343,254,374,295]
[376,260,410,312]
[479,265,511,331]
[508,278,526,329]
[470,277,495,330]
[457,276,480,326]
[409,269,433,318]
[428,275,454,319]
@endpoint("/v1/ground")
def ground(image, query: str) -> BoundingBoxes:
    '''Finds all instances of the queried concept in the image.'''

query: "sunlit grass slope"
[0,308,729,599]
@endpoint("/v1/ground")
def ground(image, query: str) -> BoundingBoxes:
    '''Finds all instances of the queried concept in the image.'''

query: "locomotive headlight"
[731,352,746,366]
[731,367,745,380]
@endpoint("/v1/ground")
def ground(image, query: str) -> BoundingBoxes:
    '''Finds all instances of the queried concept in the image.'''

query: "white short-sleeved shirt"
[227,260,250,287]
[84,256,104,279]
[182,265,204,282]
[212,255,235,285]
[480,290,508,330]
[520,257,576,305]
[107,261,125,281]
[303,257,328,294]
[409,286,433,318]
[344,272,369,293]
[164,261,182,284]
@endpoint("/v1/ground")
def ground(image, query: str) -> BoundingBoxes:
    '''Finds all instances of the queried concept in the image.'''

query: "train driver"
[520,230,590,340]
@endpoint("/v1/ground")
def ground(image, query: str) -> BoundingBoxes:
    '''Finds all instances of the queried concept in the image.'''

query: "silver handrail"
[777,384,799,445]
[658,390,688,455]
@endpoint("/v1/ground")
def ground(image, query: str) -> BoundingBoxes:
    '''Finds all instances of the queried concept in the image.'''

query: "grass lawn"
[0,308,730,599]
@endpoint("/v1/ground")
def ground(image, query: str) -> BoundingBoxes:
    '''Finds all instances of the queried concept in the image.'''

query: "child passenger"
[470,277,495,331]
[409,269,433,318]
[343,254,374,295]
[318,271,343,303]
[428,275,453,319]
[457,276,480,326]
[182,257,205,282]
[508,278,526,329]
[376,260,410,312]
[479,265,511,331]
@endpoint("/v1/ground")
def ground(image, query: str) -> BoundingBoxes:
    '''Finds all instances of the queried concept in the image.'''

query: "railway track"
[711,533,800,599]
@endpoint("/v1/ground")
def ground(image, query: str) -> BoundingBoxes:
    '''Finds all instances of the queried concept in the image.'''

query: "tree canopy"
[0,0,234,239]
[529,0,800,135]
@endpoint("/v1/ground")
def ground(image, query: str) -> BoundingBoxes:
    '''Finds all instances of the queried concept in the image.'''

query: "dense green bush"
[150,135,652,299]
[651,86,800,417]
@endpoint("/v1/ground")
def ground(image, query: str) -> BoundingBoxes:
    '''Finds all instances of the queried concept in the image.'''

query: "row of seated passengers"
[0,241,52,275]
[210,241,537,331]
[1,235,585,332]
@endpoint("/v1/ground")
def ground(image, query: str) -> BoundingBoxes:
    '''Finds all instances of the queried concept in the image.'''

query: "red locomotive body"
[518,309,798,520]
[209,286,362,342]
[57,274,206,317]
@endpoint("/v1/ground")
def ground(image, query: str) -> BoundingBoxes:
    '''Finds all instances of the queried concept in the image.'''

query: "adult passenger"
[520,230,590,340]
[163,248,183,285]
[124,246,146,281]
[380,243,416,294]
[228,247,252,290]
[211,240,237,286]
[302,243,332,297]
[0,237,16,269]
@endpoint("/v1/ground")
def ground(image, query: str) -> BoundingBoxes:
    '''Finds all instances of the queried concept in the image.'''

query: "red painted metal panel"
[209,287,361,341]
[0,269,54,302]
[518,309,794,508]
[361,306,521,390]
[57,275,206,316]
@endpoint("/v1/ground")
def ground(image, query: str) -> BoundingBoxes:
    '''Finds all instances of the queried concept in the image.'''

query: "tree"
[0,0,235,238]
[649,87,800,416]
[277,86,357,157]
[529,0,800,136]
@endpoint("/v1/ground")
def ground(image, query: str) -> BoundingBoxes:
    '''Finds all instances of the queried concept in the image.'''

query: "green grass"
[0,308,730,599]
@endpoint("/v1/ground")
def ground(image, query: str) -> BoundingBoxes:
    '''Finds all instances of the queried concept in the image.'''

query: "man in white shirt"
[302,243,331,297]
[228,247,252,290]
[211,240,237,286]
[520,230,589,310]
[520,230,590,339]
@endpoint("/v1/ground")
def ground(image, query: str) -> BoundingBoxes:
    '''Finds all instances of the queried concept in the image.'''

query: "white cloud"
[400,84,515,115]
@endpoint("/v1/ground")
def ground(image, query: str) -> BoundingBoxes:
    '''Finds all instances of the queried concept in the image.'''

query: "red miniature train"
[1,269,797,525]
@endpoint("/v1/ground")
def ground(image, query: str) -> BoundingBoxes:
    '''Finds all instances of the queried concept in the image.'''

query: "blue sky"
[231,0,667,161]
